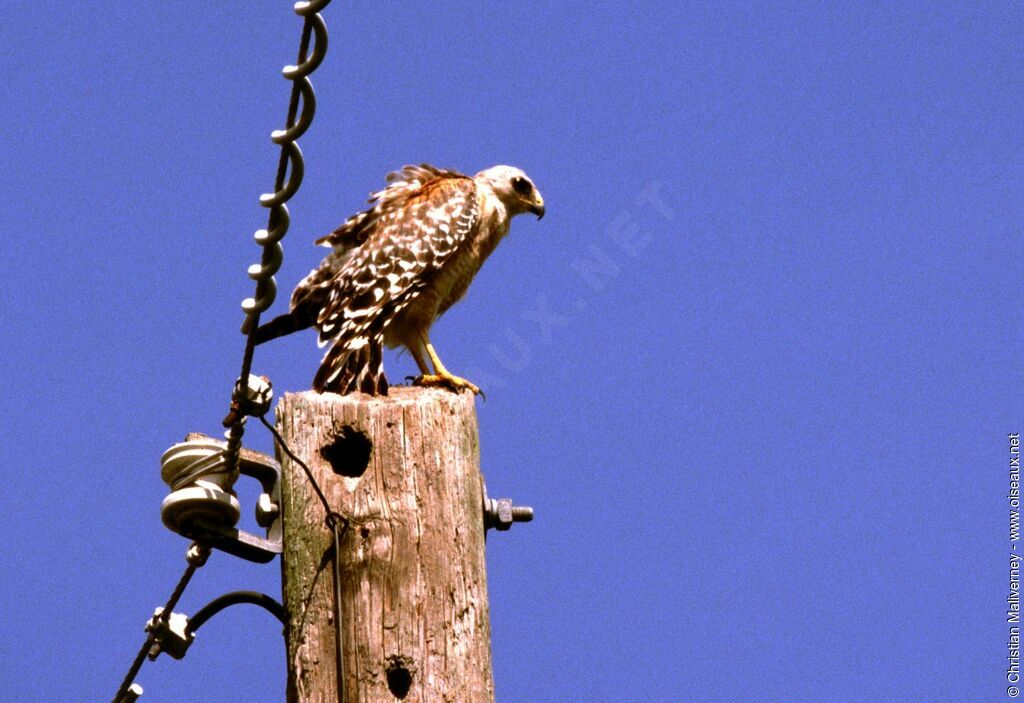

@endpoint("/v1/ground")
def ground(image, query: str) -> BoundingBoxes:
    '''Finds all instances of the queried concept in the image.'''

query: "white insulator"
[160,439,241,534]
[161,485,241,534]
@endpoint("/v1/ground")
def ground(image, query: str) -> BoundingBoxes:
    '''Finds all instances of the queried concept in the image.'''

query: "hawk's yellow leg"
[412,332,482,396]
[407,342,432,377]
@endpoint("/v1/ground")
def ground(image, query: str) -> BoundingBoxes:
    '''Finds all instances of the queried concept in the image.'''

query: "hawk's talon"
[413,373,483,397]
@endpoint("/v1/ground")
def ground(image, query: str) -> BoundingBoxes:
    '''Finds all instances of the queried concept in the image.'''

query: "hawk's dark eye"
[512,176,533,195]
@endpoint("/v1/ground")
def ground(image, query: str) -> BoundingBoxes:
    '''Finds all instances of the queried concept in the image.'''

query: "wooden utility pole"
[276,387,495,703]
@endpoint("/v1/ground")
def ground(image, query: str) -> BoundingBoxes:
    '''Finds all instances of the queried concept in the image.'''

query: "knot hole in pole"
[320,426,371,478]
[385,654,415,699]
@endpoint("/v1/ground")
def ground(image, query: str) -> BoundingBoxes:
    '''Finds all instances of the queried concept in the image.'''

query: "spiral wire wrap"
[221,0,332,476]
[113,5,334,699]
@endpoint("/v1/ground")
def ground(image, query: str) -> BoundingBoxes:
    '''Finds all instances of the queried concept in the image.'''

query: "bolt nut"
[255,493,279,528]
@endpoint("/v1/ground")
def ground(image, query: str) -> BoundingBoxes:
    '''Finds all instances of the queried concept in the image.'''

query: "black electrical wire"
[259,413,349,701]
[330,516,348,702]
[113,2,335,700]
[186,591,286,636]
[259,413,334,517]
[161,547,208,614]
[112,544,210,702]
[112,634,154,703]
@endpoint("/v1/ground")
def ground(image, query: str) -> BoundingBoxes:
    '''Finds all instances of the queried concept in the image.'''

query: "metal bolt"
[483,496,534,532]
[510,505,534,521]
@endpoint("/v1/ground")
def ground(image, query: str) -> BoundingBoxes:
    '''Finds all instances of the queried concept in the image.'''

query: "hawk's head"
[475,165,545,220]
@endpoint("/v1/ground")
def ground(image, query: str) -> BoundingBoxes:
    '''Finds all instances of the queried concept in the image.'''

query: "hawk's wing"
[313,163,468,252]
[311,171,479,392]
[289,164,464,313]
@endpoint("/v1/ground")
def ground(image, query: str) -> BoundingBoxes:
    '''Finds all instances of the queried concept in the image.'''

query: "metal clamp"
[146,608,193,661]
[234,374,274,418]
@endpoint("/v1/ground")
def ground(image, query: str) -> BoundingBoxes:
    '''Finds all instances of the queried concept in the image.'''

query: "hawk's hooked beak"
[530,194,545,220]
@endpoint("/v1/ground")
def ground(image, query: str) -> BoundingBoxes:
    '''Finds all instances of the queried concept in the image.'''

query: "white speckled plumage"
[281,163,544,395]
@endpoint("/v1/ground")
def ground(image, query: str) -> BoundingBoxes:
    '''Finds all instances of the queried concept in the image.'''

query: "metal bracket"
[160,435,283,563]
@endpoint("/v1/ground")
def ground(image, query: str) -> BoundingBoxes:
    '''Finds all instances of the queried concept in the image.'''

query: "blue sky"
[1,2,1021,701]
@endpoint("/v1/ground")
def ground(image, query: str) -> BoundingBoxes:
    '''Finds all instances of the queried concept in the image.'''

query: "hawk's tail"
[313,338,389,395]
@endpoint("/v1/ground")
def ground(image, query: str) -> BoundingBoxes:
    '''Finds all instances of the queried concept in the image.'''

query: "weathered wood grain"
[277,387,494,703]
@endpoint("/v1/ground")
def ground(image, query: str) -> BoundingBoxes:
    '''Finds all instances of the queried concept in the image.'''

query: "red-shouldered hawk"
[254,164,545,395]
